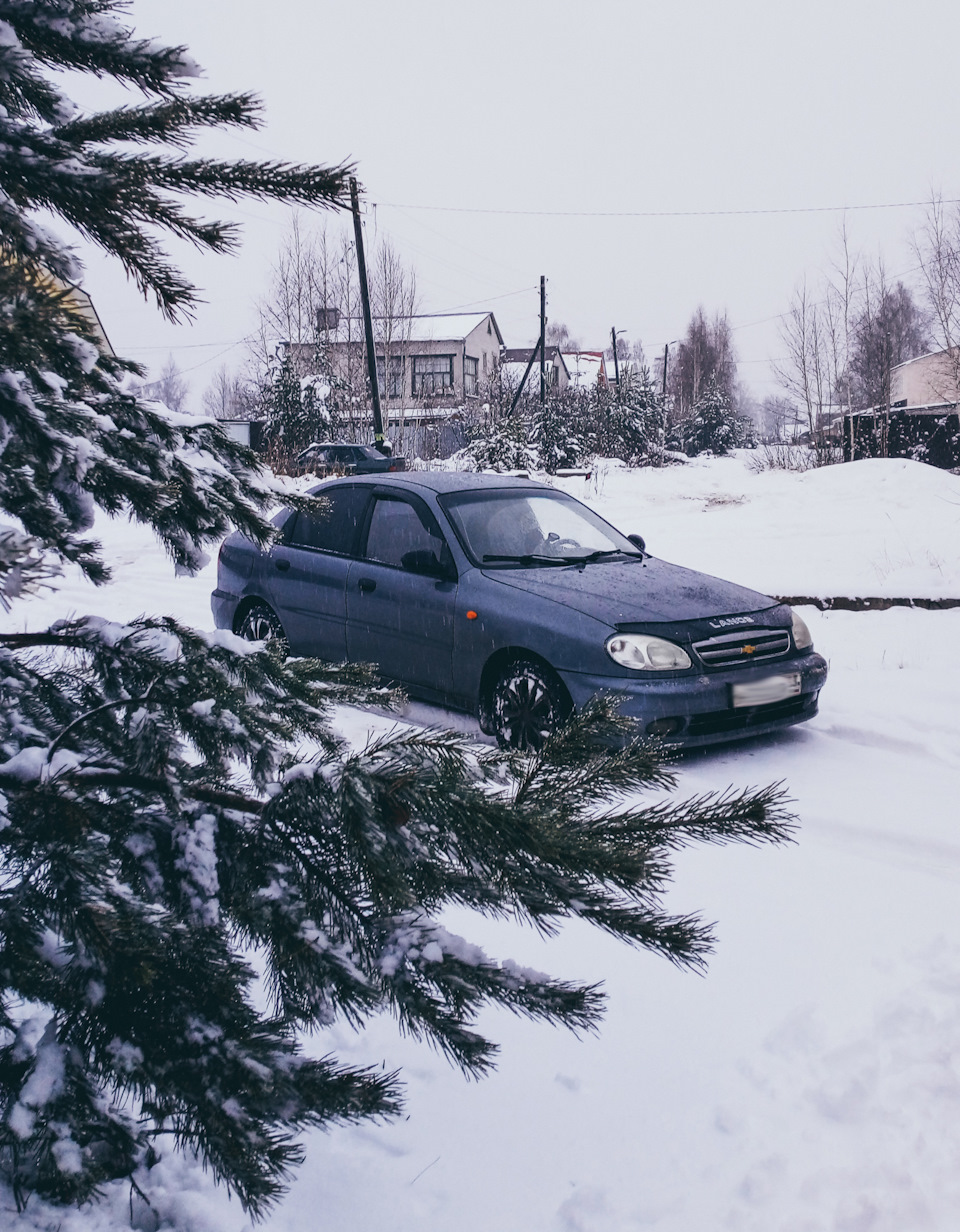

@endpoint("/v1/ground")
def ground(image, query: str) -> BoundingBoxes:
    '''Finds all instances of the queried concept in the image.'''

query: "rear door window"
[286,486,369,555]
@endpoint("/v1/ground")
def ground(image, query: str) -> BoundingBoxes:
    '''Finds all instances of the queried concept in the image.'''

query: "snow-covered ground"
[4,455,960,1232]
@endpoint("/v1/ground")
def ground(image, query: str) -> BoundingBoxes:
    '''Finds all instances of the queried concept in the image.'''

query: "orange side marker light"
[466,610,478,620]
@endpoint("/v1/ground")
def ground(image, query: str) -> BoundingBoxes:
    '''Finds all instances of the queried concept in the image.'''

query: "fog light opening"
[646,716,685,737]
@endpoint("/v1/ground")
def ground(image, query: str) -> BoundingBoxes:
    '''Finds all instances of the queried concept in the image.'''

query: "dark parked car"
[297,442,406,476]
[212,473,827,750]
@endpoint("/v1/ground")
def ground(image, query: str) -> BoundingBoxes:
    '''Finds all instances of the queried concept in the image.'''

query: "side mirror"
[628,533,646,554]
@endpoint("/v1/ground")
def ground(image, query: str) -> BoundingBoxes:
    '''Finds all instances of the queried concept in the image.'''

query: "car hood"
[482,556,777,626]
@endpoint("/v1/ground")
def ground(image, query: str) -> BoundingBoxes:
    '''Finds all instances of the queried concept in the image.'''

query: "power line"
[377,198,959,220]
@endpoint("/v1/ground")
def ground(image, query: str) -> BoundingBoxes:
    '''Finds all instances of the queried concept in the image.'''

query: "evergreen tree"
[531,390,583,473]
[263,346,315,463]
[465,411,537,471]
[600,366,666,464]
[679,379,750,456]
[0,1,795,1219]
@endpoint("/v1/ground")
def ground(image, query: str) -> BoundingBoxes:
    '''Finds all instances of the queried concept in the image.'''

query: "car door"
[346,492,458,698]
[262,485,370,658]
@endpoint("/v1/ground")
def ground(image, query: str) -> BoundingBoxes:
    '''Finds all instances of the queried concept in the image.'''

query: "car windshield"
[441,490,640,566]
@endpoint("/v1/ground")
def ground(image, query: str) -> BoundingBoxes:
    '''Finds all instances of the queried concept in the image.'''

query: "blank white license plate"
[731,673,801,708]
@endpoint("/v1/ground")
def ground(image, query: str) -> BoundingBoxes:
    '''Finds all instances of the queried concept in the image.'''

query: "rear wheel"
[237,602,288,650]
[491,658,571,752]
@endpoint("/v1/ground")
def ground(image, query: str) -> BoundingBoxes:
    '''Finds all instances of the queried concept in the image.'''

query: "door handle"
[275,558,291,572]
[358,577,376,593]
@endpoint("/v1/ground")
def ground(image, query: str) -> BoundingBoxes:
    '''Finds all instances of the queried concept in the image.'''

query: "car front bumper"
[557,651,829,748]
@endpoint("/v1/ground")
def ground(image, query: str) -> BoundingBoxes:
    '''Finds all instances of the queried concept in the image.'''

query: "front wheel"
[490,658,571,752]
[236,602,288,651]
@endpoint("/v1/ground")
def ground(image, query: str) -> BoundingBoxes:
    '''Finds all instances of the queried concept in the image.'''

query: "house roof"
[847,401,958,418]
[501,345,568,371]
[380,312,503,345]
[890,347,957,374]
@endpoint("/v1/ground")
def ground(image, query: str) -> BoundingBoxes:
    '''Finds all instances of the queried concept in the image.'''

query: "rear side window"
[286,487,369,554]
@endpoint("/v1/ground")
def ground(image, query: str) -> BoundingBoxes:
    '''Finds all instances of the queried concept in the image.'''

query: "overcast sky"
[72,0,960,409]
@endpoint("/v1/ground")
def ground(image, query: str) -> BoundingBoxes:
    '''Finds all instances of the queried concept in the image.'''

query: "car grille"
[692,627,791,668]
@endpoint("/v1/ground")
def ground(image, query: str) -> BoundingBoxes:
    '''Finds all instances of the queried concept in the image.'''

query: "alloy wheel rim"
[243,611,276,641]
[497,670,554,751]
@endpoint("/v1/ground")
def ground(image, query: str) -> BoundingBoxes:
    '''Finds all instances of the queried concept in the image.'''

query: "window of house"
[376,355,404,398]
[412,354,454,395]
[464,355,479,396]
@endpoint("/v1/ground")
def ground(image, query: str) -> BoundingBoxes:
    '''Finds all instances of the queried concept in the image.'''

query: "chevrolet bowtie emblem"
[742,644,756,655]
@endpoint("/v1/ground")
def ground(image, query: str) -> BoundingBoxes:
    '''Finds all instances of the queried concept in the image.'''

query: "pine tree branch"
[53,93,262,149]
[3,10,197,95]
[45,682,159,759]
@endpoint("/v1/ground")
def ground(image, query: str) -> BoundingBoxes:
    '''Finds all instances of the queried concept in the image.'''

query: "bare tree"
[370,236,419,452]
[147,354,189,413]
[547,321,580,351]
[774,219,932,459]
[848,270,929,410]
[914,194,960,401]
[669,307,739,422]
[773,278,836,442]
[757,394,801,442]
[202,365,246,420]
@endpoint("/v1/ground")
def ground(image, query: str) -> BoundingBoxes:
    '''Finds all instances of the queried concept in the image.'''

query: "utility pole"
[539,275,547,405]
[661,342,669,401]
[349,177,387,452]
[611,326,621,402]
[508,337,542,416]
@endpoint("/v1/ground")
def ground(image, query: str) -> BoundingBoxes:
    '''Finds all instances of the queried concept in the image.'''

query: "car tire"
[490,657,571,752]
[237,602,288,651]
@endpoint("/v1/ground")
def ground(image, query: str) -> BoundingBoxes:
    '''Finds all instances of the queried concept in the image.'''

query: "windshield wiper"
[482,553,572,567]
[572,548,645,564]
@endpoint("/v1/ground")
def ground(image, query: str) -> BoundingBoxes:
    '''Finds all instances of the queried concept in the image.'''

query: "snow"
[569,454,960,600]
[8,1023,67,1141]
[2,453,960,1230]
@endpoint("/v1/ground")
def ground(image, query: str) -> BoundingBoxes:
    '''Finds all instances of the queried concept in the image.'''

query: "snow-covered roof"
[847,401,958,417]
[400,313,498,343]
[329,313,502,345]
[890,346,957,373]
[562,351,607,387]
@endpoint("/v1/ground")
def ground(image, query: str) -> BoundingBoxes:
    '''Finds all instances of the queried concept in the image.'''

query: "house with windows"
[386,311,503,401]
[290,311,504,405]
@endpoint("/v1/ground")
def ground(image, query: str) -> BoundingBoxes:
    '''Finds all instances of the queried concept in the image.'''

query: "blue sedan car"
[212,472,827,750]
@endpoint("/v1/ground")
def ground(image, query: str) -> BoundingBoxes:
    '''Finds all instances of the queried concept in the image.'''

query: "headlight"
[790,609,813,650]
[606,633,692,671]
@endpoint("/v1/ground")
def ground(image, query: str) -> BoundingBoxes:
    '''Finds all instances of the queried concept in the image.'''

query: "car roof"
[307,471,552,496]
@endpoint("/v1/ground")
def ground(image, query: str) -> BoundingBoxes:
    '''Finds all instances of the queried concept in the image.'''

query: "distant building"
[842,347,960,468]
[289,311,504,405]
[561,351,608,389]
[500,345,570,393]
[890,348,960,407]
